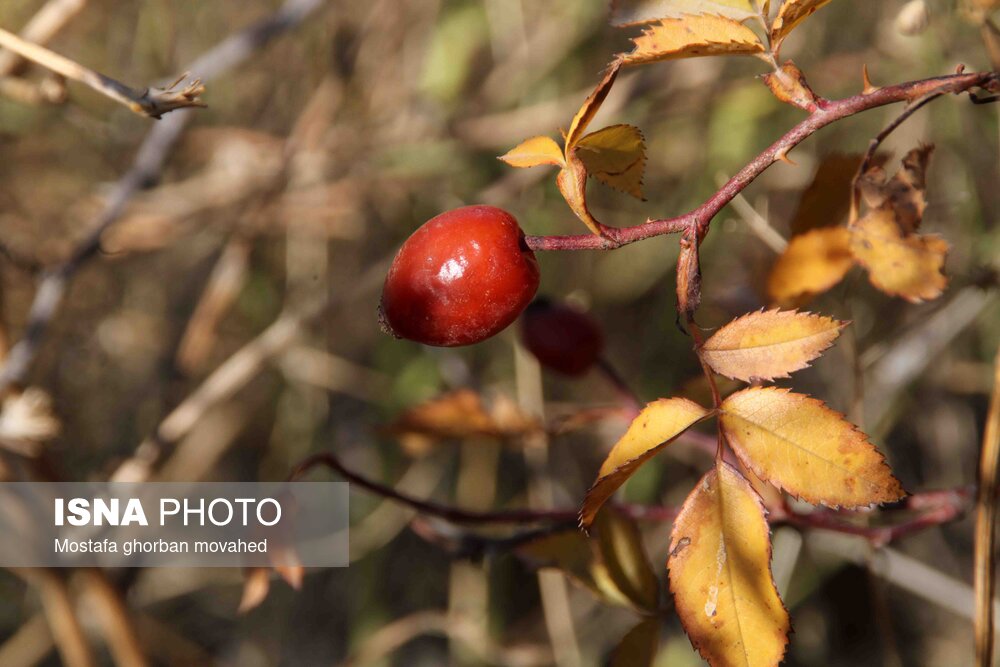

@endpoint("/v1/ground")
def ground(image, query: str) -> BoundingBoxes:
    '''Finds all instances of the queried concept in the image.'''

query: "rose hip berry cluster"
[379,205,539,347]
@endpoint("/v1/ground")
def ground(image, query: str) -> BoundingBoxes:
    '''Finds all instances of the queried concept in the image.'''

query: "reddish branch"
[524,69,999,252]
[293,449,969,547]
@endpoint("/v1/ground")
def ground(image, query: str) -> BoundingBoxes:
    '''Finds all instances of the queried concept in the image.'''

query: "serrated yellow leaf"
[557,153,603,235]
[498,135,565,169]
[771,0,836,45]
[622,14,765,65]
[701,309,846,382]
[767,227,854,307]
[611,618,660,667]
[566,60,622,150]
[849,207,949,303]
[610,0,755,25]
[720,387,905,507]
[576,124,647,199]
[668,461,789,667]
[580,398,710,528]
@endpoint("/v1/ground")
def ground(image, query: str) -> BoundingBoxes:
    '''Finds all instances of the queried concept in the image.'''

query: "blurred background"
[0,0,997,665]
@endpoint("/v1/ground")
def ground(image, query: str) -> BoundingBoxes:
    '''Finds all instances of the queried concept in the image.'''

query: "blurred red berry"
[520,298,605,376]
[379,205,540,347]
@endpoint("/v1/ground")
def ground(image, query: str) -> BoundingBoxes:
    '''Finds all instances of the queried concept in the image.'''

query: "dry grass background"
[0,1,997,665]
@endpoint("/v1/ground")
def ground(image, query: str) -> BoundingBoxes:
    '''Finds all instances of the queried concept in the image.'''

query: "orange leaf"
[499,135,565,169]
[557,153,604,235]
[719,387,905,507]
[771,0,837,46]
[668,461,789,667]
[580,398,710,528]
[849,207,949,303]
[767,227,854,307]
[576,124,647,199]
[621,14,765,65]
[566,60,622,150]
[701,309,847,382]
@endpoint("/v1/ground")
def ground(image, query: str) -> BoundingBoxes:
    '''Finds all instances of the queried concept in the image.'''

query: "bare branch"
[0,0,87,77]
[0,26,205,118]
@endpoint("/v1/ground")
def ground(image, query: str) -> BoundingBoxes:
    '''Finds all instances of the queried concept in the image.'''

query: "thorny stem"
[523,70,999,253]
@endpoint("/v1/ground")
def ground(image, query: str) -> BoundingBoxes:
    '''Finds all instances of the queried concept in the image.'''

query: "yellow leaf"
[498,135,565,169]
[771,0,836,46]
[767,227,855,307]
[576,124,647,199]
[719,387,905,507]
[580,398,710,528]
[621,14,765,65]
[611,0,756,26]
[849,207,949,303]
[701,309,847,382]
[789,154,887,235]
[593,509,660,613]
[668,461,789,667]
[566,60,622,150]
[557,153,603,235]
[611,618,660,667]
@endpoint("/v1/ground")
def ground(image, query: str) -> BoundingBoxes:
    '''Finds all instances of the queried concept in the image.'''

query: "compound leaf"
[701,309,847,382]
[622,14,765,65]
[719,387,905,508]
[499,135,565,169]
[668,461,789,667]
[580,397,710,528]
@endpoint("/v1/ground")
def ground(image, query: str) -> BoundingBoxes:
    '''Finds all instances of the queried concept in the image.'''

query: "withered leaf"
[767,227,855,307]
[772,0,838,46]
[566,60,622,149]
[610,0,756,26]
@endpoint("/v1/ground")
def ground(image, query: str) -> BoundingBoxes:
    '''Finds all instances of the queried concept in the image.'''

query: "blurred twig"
[0,0,87,77]
[0,0,326,396]
[975,346,1000,666]
[14,569,95,667]
[0,26,204,118]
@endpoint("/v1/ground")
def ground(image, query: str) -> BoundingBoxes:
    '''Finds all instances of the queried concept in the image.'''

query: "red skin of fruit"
[380,205,540,347]
[520,300,604,376]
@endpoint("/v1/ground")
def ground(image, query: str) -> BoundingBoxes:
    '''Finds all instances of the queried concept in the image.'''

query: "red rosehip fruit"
[520,298,605,376]
[380,205,540,347]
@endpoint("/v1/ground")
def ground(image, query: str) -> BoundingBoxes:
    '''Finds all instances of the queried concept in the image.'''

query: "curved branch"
[524,70,999,252]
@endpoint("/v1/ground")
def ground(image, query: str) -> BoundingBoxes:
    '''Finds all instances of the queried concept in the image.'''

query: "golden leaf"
[580,398,710,528]
[621,14,765,65]
[610,0,756,26]
[771,0,837,46]
[566,60,622,149]
[767,227,854,307]
[576,124,647,199]
[789,154,887,235]
[849,208,949,303]
[611,618,660,667]
[719,387,905,507]
[498,135,566,169]
[701,309,847,382]
[668,462,789,667]
[557,153,604,235]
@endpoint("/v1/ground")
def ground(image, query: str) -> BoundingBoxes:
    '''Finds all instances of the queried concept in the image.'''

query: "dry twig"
[975,346,1000,665]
